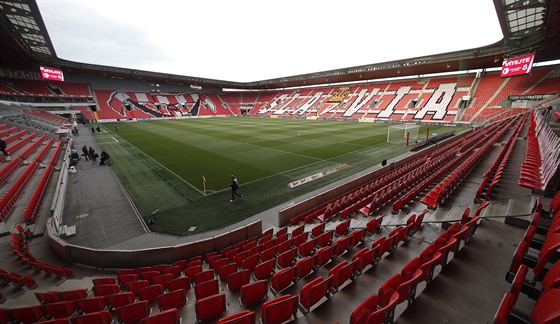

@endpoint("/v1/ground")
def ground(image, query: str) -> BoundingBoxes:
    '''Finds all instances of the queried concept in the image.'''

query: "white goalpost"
[387,124,420,144]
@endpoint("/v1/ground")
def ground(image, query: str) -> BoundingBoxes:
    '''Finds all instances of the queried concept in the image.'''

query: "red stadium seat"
[240,279,268,307]
[158,288,187,311]
[227,269,250,291]
[103,292,135,310]
[350,293,378,324]
[136,284,163,302]
[271,266,296,295]
[167,276,190,292]
[194,278,220,300]
[299,276,332,315]
[114,300,150,324]
[74,296,106,314]
[195,293,227,322]
[41,300,76,319]
[261,294,298,324]
[216,310,256,324]
[70,310,112,324]
[139,308,180,324]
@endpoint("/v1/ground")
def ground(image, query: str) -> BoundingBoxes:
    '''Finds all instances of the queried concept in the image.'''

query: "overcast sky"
[36,0,504,82]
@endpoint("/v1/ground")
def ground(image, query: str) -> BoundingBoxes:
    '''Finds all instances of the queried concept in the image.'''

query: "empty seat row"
[11,229,74,279]
[518,112,560,191]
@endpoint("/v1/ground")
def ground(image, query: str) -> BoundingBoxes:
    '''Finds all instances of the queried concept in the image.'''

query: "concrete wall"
[47,219,262,269]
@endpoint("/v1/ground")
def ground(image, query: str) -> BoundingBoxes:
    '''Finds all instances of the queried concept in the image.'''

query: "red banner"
[40,66,64,81]
[500,53,535,78]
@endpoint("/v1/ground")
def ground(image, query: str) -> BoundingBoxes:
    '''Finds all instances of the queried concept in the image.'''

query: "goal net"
[387,124,420,144]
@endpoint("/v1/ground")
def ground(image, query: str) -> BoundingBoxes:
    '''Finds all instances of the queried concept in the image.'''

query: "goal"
[387,124,420,144]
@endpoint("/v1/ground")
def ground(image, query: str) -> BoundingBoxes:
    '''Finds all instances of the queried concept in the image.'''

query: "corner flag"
[202,175,207,195]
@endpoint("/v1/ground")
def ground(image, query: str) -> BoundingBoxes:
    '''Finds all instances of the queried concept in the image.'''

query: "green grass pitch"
[96,117,461,236]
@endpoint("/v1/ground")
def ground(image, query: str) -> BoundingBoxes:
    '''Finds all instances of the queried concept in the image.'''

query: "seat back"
[271,266,296,294]
[316,245,335,268]
[195,293,227,322]
[329,261,352,290]
[254,258,276,280]
[104,292,135,309]
[278,248,297,268]
[92,284,120,297]
[333,236,351,257]
[92,278,116,286]
[292,232,308,247]
[194,278,220,300]
[42,300,76,318]
[193,269,214,285]
[493,292,514,324]
[299,276,332,314]
[74,296,106,314]
[291,224,305,237]
[350,293,378,324]
[296,255,316,280]
[117,274,138,287]
[541,259,560,293]
[216,310,256,324]
[298,238,317,257]
[378,273,402,307]
[530,288,560,324]
[115,300,150,324]
[241,254,259,271]
[139,308,180,324]
[510,264,529,305]
[158,288,187,311]
[261,294,298,324]
[125,280,149,294]
[401,257,422,281]
[9,305,44,324]
[396,269,422,304]
[218,263,238,282]
[185,265,203,278]
[137,284,163,302]
[349,229,366,247]
[70,310,112,324]
[535,234,560,276]
[227,269,250,291]
[366,217,382,234]
[353,248,375,273]
[335,219,351,236]
[366,291,399,324]
[172,260,187,271]
[259,246,277,262]
[139,271,159,283]
[152,273,174,288]
[311,223,325,237]
[58,289,88,302]
[162,266,181,279]
[316,231,334,248]
[240,279,268,307]
[35,291,60,304]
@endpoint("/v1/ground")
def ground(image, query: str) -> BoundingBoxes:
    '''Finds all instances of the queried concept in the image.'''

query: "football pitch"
[96,117,460,236]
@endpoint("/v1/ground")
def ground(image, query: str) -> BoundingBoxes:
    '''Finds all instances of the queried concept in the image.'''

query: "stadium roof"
[0,0,559,89]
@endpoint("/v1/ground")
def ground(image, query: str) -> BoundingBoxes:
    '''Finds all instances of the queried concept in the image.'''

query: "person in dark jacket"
[229,175,243,202]
[0,139,9,159]
[81,145,90,161]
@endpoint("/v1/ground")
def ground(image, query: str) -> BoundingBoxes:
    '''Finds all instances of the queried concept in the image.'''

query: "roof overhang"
[0,0,558,90]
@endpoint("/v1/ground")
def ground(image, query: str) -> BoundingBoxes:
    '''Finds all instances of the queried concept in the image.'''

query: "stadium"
[0,0,560,323]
